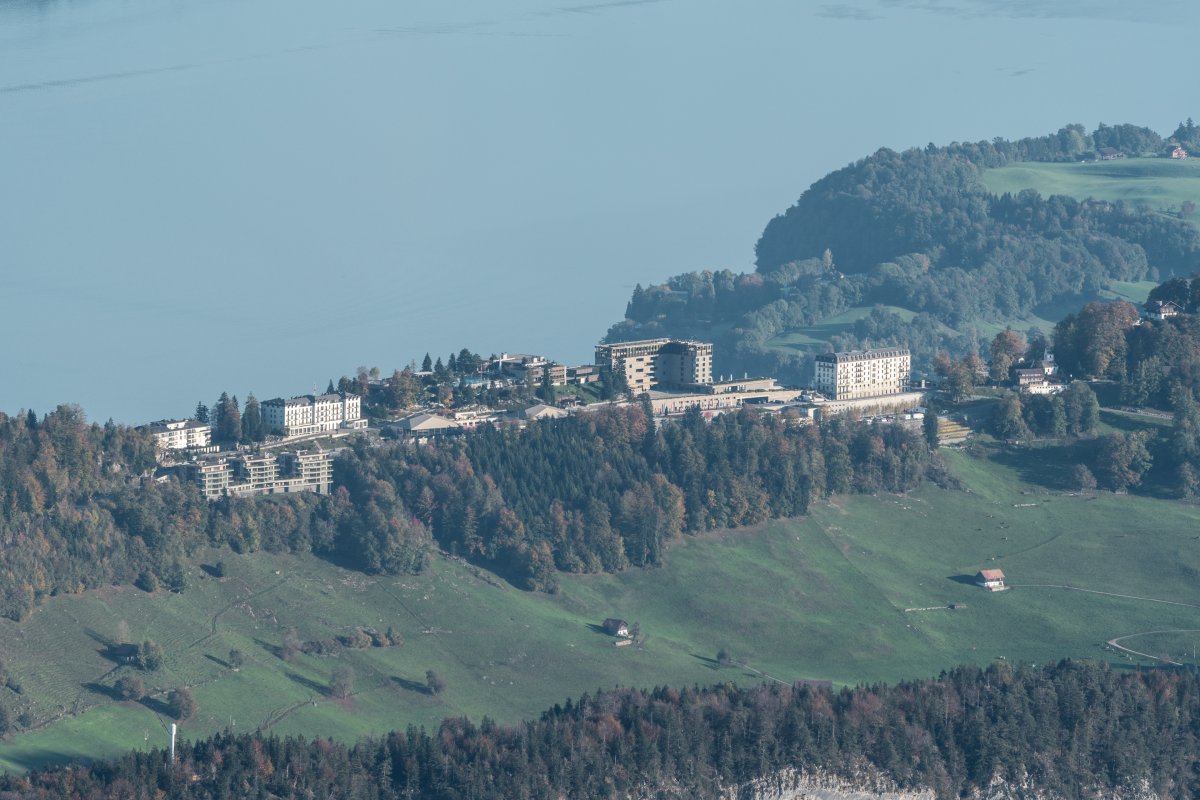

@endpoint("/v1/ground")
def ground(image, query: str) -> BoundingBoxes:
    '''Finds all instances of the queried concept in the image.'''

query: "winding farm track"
[1012,584,1200,665]
[1009,584,1200,610]
[187,576,289,650]
[1105,630,1200,665]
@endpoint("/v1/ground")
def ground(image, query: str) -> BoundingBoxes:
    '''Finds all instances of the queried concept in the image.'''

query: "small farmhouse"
[975,569,1007,592]
[602,618,630,637]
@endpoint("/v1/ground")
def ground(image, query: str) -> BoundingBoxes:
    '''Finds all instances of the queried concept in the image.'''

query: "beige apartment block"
[594,339,714,395]
[182,449,336,500]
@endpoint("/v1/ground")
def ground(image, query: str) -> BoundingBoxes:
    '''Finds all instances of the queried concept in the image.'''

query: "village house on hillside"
[1144,300,1184,321]
[975,569,1007,592]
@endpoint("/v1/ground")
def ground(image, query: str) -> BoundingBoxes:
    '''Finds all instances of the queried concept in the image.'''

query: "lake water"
[2,0,1196,423]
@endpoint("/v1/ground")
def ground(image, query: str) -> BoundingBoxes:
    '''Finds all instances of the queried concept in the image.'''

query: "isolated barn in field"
[975,569,1007,591]
[602,618,630,637]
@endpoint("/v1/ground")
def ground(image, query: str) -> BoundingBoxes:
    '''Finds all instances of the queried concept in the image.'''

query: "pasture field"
[2,446,1199,772]
[980,157,1200,226]
[764,281,1154,359]
[766,305,921,353]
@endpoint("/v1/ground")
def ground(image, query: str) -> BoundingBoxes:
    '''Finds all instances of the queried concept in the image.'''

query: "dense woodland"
[0,403,931,619]
[608,121,1200,381]
[5,661,1197,799]
[1048,283,1200,496]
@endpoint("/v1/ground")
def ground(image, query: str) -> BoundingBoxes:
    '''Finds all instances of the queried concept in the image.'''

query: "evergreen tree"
[241,394,265,443]
[194,402,209,424]
[422,353,433,372]
[922,409,939,447]
[214,393,241,443]
[540,364,557,405]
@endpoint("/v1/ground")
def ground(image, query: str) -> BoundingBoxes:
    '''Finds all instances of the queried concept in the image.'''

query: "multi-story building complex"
[566,364,601,385]
[142,419,213,451]
[261,393,366,438]
[180,449,336,500]
[813,348,911,400]
[594,339,714,395]
[489,353,567,387]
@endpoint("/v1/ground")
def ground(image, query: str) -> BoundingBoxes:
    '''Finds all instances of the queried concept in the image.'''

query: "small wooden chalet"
[602,618,630,637]
[975,569,1007,592]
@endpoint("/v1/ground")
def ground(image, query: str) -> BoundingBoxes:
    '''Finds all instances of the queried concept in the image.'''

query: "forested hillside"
[607,122,1200,381]
[0,404,931,619]
[1038,276,1200,496]
[7,661,1196,799]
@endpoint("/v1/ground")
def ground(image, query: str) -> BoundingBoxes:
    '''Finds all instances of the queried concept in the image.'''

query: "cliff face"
[699,769,1157,800]
[720,770,934,800]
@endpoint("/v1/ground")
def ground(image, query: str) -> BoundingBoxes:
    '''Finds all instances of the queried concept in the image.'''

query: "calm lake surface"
[1,0,1196,423]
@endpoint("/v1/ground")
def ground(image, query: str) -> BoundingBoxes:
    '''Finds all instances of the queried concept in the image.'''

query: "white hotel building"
[814,348,911,401]
[261,393,367,438]
[142,419,213,451]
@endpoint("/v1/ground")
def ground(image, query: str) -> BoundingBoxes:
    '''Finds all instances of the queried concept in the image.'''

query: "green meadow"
[981,157,1200,226]
[764,284,1156,358]
[766,305,922,353]
[2,446,1199,772]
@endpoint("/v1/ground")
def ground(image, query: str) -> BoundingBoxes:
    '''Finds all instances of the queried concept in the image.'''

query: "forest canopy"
[0,403,932,619]
[6,660,1196,800]
[607,121,1200,383]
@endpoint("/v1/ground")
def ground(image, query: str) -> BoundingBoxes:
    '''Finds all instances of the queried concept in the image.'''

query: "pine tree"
[242,394,264,443]
[194,402,209,424]
[214,393,241,443]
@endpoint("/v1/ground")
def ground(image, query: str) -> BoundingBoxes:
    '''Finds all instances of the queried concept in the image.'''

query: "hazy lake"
[1,0,1196,423]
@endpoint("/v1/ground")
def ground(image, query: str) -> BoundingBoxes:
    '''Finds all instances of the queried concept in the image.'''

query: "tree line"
[6,660,1197,799]
[0,402,931,619]
[334,405,932,591]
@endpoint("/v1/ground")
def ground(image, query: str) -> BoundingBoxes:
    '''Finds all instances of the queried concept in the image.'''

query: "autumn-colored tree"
[988,329,1026,383]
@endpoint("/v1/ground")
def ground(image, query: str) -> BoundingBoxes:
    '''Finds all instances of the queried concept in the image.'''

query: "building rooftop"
[264,393,351,406]
[142,419,209,432]
[815,347,910,362]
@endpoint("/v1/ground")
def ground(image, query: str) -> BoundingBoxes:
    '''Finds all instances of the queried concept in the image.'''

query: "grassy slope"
[766,305,920,353]
[981,157,1200,228]
[2,445,1200,772]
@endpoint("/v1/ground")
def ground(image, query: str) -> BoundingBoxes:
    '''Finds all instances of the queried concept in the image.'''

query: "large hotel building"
[595,339,714,395]
[261,393,367,438]
[814,348,911,400]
